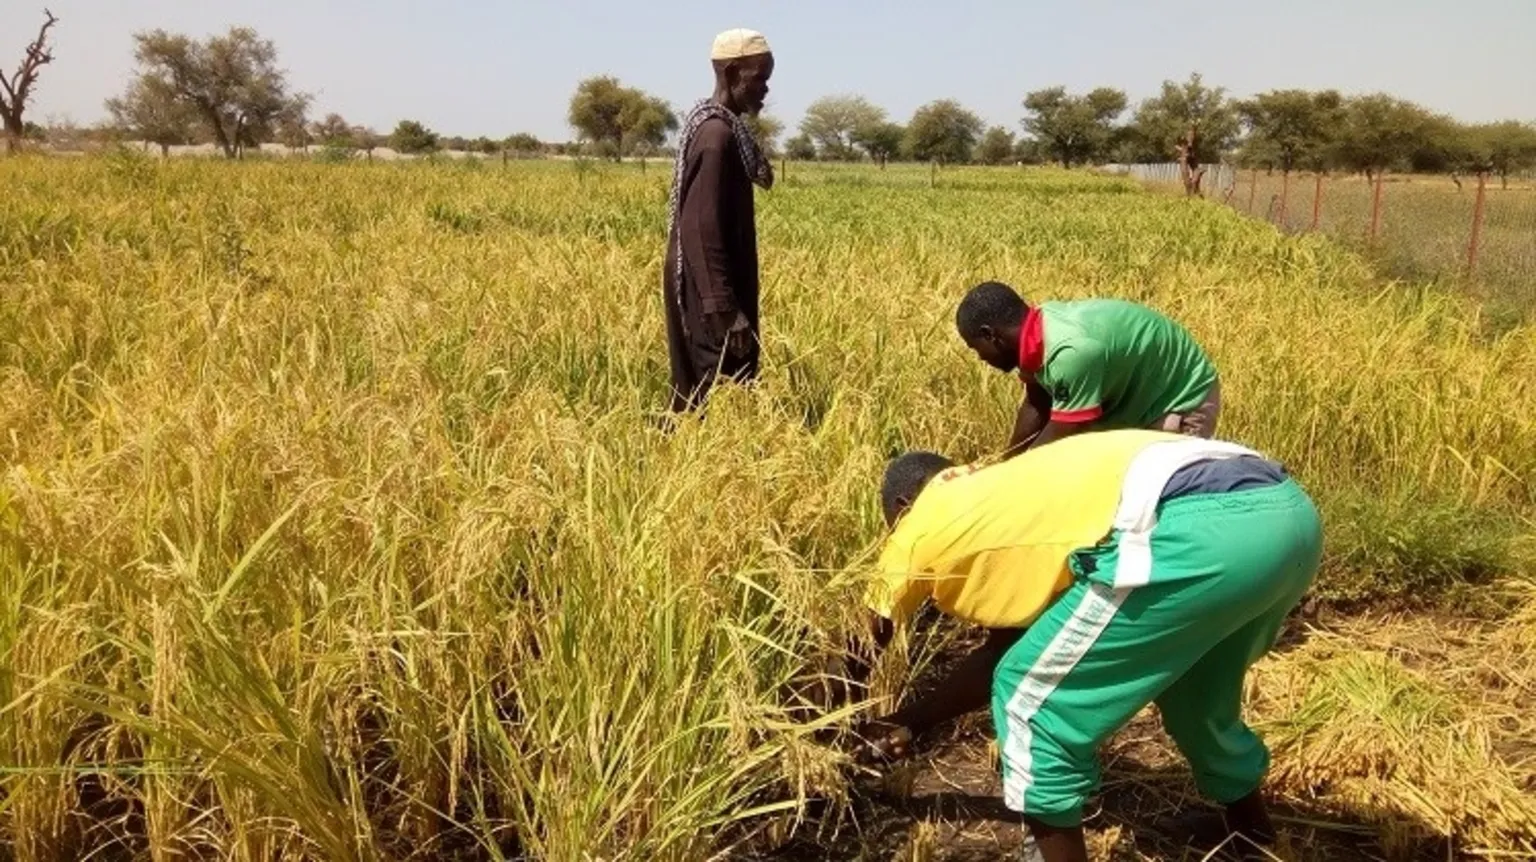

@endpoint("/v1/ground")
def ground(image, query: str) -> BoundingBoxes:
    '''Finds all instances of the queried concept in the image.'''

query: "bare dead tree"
[0,9,59,154]
[1174,122,1207,197]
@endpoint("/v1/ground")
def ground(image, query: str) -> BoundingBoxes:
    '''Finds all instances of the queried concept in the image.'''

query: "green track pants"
[990,478,1323,827]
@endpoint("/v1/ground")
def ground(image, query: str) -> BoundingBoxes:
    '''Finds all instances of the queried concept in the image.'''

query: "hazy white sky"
[10,0,1535,141]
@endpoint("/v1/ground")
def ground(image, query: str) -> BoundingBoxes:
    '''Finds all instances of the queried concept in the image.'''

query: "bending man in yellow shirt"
[852,430,1322,862]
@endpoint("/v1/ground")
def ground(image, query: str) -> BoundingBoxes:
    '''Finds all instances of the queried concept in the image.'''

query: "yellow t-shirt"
[866,429,1183,629]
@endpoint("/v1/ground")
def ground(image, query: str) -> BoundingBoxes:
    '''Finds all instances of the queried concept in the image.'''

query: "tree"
[1410,114,1476,179]
[1,9,59,153]
[619,94,678,157]
[567,76,675,161]
[1128,72,1240,179]
[352,126,380,160]
[1332,94,1435,180]
[1104,124,1143,164]
[906,99,984,164]
[1469,121,1536,189]
[505,132,542,155]
[743,113,784,157]
[275,101,311,151]
[1013,136,1046,165]
[105,75,196,157]
[1021,86,1127,168]
[43,118,92,150]
[976,126,1017,165]
[568,76,626,154]
[1235,89,1344,174]
[784,133,817,161]
[311,113,354,149]
[390,119,438,155]
[120,27,309,159]
[799,95,886,161]
[852,121,905,167]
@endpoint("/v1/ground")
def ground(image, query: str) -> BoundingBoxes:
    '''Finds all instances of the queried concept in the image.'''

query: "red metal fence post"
[1466,171,1488,279]
[1368,172,1385,243]
[1310,173,1324,231]
[1278,171,1291,227]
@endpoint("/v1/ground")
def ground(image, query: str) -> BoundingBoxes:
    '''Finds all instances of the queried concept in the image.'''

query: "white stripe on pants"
[1000,582,1131,812]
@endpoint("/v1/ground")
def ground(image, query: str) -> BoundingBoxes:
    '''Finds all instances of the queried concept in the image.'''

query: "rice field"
[1,153,1534,860]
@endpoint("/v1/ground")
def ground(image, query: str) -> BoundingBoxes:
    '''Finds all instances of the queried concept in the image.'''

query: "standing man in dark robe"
[662,28,776,415]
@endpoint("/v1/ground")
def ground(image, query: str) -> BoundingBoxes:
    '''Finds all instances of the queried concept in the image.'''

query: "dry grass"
[1256,583,1536,858]
[1221,170,1536,320]
[1,153,1534,860]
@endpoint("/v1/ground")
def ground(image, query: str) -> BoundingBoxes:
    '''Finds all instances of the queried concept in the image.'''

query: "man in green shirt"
[956,281,1221,458]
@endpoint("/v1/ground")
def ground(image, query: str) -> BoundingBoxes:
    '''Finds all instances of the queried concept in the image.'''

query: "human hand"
[853,720,915,765]
[707,310,754,358]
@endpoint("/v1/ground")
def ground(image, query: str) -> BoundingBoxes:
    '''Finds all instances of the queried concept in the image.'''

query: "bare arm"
[1002,378,1053,460]
[1028,418,1094,451]
[883,627,1025,735]
[855,626,1027,762]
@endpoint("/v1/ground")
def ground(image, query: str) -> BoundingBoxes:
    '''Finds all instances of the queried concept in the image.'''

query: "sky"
[11,0,1536,142]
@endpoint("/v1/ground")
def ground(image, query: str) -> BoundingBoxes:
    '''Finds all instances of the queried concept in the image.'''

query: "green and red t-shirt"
[1019,299,1217,429]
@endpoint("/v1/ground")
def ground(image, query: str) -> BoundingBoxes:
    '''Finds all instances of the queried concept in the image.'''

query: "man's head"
[710,28,774,116]
[955,281,1027,373]
[881,451,955,527]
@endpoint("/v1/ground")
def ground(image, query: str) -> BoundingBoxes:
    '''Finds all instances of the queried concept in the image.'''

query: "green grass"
[1,154,1534,859]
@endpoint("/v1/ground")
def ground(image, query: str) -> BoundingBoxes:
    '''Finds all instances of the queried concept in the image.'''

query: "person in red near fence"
[955,281,1223,458]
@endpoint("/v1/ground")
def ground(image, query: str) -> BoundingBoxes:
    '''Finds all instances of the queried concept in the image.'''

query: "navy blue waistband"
[1160,456,1288,502]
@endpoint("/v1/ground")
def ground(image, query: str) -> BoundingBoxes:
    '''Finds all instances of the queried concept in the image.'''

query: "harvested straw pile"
[1254,582,1536,858]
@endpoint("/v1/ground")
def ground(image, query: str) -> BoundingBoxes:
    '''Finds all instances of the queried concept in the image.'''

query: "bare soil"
[740,596,1536,862]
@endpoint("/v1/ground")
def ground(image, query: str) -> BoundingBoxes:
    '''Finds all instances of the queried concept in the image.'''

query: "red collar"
[1017,306,1044,373]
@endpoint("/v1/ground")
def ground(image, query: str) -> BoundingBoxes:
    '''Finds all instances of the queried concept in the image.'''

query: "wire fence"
[1125,163,1536,312]
[1110,162,1241,200]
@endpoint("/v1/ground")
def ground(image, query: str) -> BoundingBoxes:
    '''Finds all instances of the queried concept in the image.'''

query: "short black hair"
[881,451,955,526]
[955,281,1026,341]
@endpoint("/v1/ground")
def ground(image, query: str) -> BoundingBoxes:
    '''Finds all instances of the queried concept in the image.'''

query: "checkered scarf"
[666,99,773,336]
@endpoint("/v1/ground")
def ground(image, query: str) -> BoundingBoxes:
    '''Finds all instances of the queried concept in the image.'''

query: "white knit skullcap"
[711,28,771,60]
